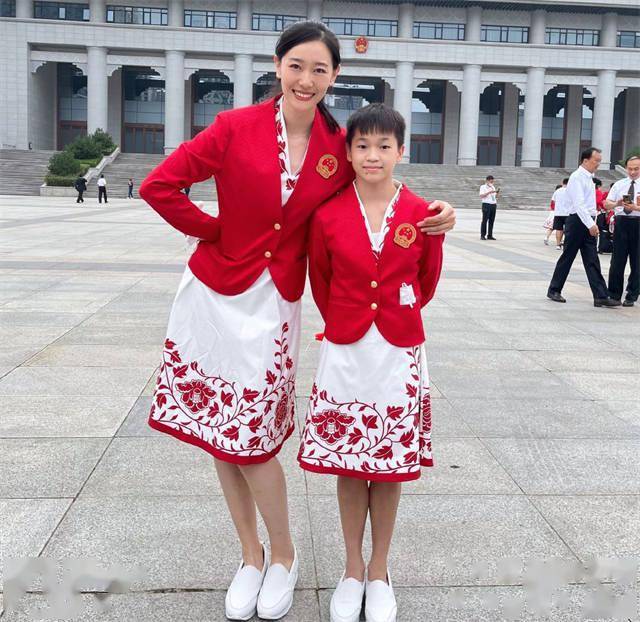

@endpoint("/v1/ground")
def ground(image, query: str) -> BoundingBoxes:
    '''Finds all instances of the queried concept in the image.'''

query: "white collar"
[578,165,594,178]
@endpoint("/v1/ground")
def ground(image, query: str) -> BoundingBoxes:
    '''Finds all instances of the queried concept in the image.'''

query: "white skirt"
[149,267,301,464]
[298,325,432,482]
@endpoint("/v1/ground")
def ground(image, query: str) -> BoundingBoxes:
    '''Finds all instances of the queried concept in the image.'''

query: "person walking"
[139,21,456,622]
[551,178,569,249]
[74,175,87,203]
[97,174,108,203]
[479,175,499,240]
[547,147,621,307]
[127,178,134,199]
[606,154,640,307]
[544,184,560,246]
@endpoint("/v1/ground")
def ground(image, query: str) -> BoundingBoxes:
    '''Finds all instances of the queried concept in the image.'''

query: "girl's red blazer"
[139,97,353,302]
[309,184,444,347]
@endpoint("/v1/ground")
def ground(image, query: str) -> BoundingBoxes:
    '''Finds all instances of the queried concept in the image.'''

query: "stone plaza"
[1,195,640,621]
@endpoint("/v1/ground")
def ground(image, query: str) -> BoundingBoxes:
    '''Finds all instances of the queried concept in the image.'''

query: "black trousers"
[481,203,496,237]
[128,187,133,198]
[548,213,609,299]
[98,186,108,203]
[76,190,84,203]
[608,216,640,302]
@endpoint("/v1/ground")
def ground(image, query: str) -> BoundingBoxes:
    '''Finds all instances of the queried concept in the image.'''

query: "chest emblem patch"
[394,223,417,248]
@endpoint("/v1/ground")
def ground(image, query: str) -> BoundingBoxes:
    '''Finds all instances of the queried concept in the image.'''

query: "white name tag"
[399,282,416,308]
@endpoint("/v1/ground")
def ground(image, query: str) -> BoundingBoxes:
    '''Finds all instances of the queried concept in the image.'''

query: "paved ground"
[1,195,639,622]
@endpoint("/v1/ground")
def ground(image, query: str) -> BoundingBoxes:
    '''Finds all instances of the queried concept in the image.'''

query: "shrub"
[44,174,77,187]
[67,135,102,160]
[91,129,117,155]
[48,150,82,176]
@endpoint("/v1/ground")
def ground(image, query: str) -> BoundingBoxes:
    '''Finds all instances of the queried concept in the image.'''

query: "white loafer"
[225,544,269,620]
[330,572,365,622]
[364,571,397,622]
[256,545,299,620]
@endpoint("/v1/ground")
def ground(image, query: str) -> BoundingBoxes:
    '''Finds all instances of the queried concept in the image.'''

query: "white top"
[608,176,640,218]
[552,187,569,216]
[479,183,497,204]
[353,180,402,256]
[566,166,596,228]
[97,178,106,187]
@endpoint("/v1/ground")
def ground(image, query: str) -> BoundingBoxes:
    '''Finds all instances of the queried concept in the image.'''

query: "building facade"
[1,0,639,168]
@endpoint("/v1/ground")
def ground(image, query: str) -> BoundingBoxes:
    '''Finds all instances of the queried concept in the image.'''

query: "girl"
[140,22,455,621]
[299,104,444,622]
[543,184,561,245]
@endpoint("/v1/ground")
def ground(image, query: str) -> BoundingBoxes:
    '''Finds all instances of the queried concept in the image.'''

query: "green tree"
[48,150,82,176]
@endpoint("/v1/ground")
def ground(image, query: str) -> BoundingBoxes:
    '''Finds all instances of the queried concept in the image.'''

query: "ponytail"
[317,99,340,134]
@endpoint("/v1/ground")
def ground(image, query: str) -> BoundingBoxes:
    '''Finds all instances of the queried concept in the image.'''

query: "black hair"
[486,175,494,181]
[274,21,341,133]
[593,177,602,187]
[555,184,562,190]
[580,146,602,163]
[625,154,640,166]
[562,178,569,185]
[345,103,406,147]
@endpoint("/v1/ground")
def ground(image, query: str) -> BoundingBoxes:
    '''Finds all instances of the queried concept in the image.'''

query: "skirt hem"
[298,457,427,482]
[149,417,295,465]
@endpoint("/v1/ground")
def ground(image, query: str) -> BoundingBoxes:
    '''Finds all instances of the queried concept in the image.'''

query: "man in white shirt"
[551,178,569,249]
[479,175,499,240]
[605,154,640,306]
[547,147,620,307]
[97,174,108,204]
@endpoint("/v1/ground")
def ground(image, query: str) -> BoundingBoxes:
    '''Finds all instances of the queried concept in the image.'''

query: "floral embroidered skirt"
[149,267,301,464]
[298,325,432,482]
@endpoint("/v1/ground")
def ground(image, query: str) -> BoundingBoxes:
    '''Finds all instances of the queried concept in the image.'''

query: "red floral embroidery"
[311,409,356,444]
[151,323,296,458]
[275,98,300,194]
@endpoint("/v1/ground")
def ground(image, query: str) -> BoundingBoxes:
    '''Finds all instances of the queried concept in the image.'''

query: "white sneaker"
[256,545,298,620]
[365,572,397,622]
[556,245,562,250]
[330,572,365,622]
[225,544,269,620]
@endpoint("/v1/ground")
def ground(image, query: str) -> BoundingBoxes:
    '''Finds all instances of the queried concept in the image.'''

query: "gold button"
[370,280,378,288]
[264,251,272,259]
[274,223,281,231]
[370,302,378,310]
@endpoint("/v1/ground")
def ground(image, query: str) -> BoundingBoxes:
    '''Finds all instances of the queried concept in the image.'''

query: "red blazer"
[139,97,353,302]
[309,184,444,347]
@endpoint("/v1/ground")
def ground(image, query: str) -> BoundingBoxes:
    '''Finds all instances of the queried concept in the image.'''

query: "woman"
[139,21,455,621]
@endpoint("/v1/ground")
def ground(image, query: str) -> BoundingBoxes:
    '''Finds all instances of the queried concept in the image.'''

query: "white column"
[89,0,105,23]
[564,85,583,168]
[623,88,640,156]
[530,9,546,45]
[443,82,460,164]
[501,83,519,166]
[237,0,251,30]
[16,0,32,18]
[168,0,184,27]
[601,12,618,47]
[307,0,322,21]
[87,46,108,134]
[398,3,414,39]
[592,69,617,167]
[465,6,482,42]
[164,50,185,153]
[457,64,481,165]
[234,54,253,108]
[394,61,414,162]
[520,67,545,167]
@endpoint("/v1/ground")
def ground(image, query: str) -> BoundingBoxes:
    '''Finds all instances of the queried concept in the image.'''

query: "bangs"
[346,103,406,147]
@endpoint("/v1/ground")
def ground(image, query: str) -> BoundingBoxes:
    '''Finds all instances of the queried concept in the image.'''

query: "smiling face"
[274,40,339,115]
[347,130,405,182]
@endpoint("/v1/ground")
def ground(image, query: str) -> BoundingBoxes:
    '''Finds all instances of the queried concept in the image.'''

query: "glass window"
[107,6,167,25]
[252,13,304,32]
[617,31,640,48]
[545,28,600,46]
[184,9,236,29]
[413,21,464,40]
[1,0,16,16]
[34,1,89,21]
[323,17,398,37]
[481,25,529,44]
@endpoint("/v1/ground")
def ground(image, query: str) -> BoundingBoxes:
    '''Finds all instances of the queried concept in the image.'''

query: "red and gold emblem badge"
[355,36,369,54]
[394,223,417,248]
[316,154,338,179]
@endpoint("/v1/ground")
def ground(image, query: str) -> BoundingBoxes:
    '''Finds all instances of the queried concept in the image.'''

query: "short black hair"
[346,103,406,148]
[562,178,569,185]
[580,146,602,163]
[486,175,494,181]
[555,184,562,190]
[593,177,602,187]
[625,154,640,166]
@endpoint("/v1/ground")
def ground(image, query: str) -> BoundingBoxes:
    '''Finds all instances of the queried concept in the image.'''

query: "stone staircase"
[394,163,623,210]
[0,149,58,196]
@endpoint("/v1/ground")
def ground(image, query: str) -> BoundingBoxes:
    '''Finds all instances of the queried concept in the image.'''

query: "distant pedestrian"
[97,174,108,203]
[551,178,569,249]
[127,178,134,199]
[543,184,561,246]
[74,175,87,203]
[479,175,499,240]
[547,147,620,307]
